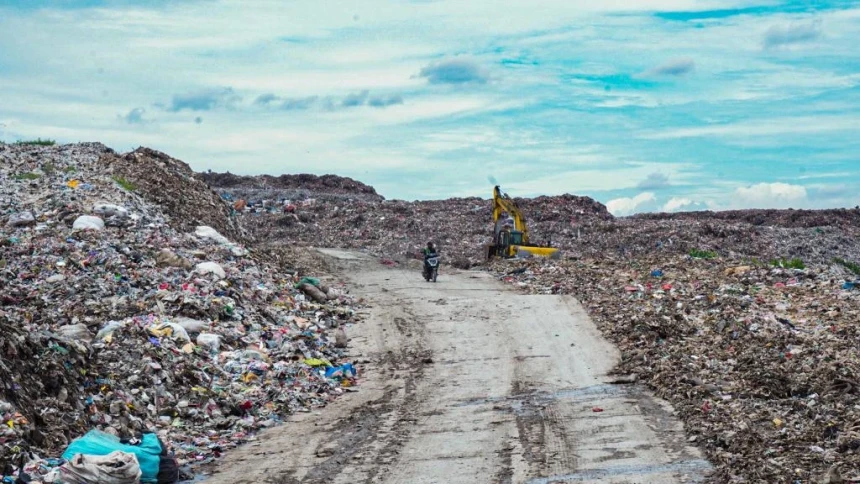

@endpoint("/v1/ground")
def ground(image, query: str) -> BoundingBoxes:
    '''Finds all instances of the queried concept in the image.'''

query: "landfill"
[5,141,860,483]
[0,143,362,482]
[208,173,860,483]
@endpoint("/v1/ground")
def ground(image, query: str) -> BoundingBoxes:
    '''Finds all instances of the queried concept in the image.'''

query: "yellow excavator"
[487,185,560,260]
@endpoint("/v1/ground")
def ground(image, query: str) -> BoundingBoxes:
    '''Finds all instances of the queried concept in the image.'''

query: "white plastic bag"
[73,215,105,231]
[195,261,226,279]
[93,203,129,219]
[197,332,221,352]
[195,226,230,245]
[60,451,142,484]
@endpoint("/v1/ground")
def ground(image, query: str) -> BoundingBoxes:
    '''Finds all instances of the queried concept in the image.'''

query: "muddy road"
[205,250,711,483]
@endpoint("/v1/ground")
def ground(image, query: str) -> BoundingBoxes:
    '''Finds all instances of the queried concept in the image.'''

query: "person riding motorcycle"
[422,242,438,279]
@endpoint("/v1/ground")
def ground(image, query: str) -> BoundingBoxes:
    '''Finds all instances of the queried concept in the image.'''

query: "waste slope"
[107,147,246,242]
[0,142,361,473]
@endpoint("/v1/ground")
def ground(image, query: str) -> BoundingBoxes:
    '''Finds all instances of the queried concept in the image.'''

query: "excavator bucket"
[514,245,561,259]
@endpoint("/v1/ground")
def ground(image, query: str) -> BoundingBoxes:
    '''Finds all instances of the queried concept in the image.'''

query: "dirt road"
[205,250,711,483]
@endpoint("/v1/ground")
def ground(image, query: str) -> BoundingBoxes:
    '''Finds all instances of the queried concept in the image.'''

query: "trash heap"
[207,186,611,269]
[0,143,361,481]
[493,247,860,482]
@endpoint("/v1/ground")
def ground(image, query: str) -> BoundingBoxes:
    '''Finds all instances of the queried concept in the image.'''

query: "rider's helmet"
[427,242,435,250]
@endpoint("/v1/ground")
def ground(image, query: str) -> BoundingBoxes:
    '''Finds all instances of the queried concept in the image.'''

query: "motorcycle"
[423,256,439,282]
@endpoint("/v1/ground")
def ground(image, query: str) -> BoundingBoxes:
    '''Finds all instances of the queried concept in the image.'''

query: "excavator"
[487,185,560,260]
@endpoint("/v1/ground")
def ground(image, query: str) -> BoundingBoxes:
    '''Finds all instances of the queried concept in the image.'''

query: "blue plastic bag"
[325,363,357,379]
[62,430,162,483]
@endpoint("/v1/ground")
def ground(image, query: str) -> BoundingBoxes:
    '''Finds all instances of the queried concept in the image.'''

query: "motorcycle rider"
[422,242,438,279]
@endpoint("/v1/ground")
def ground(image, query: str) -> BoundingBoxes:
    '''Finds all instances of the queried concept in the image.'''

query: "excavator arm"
[492,186,530,244]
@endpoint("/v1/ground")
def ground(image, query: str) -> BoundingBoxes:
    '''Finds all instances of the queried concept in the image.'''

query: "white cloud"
[606,192,658,216]
[731,182,808,209]
[642,115,860,140]
[663,197,708,212]
[664,197,693,212]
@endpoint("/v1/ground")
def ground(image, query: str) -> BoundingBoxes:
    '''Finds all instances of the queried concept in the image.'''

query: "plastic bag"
[196,333,221,352]
[72,215,105,231]
[325,363,357,379]
[148,322,191,342]
[195,226,230,245]
[195,262,226,279]
[93,203,129,219]
[297,277,321,288]
[61,430,162,483]
[60,451,141,484]
[96,321,127,341]
[175,317,207,335]
[56,324,94,342]
[6,211,35,227]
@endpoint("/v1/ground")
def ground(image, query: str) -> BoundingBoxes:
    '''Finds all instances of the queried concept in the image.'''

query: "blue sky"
[0,0,858,213]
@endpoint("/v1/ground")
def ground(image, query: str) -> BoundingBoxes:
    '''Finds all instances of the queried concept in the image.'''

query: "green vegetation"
[771,257,805,270]
[15,138,56,146]
[834,258,860,276]
[689,249,717,259]
[41,162,56,175]
[64,166,77,173]
[112,176,137,192]
[13,172,40,181]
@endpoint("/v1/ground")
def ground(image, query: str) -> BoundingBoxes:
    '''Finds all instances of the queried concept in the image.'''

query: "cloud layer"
[0,0,857,209]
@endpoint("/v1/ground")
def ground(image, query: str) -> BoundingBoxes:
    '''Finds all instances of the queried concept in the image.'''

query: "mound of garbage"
[207,191,612,269]
[200,171,383,202]
[0,143,361,482]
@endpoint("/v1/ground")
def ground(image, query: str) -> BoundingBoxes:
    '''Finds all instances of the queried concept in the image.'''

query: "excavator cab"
[509,231,524,246]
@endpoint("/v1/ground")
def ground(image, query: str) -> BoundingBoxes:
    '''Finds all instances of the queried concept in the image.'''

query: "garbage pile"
[109,148,247,243]
[199,172,383,202]
[493,244,860,482]
[209,189,611,269]
[0,143,362,482]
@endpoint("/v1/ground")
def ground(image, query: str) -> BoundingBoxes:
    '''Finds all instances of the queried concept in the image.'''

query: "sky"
[0,0,858,214]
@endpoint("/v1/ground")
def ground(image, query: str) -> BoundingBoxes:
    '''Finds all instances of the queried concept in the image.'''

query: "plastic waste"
[61,430,161,483]
[194,261,226,279]
[72,215,105,231]
[56,324,93,342]
[93,203,129,219]
[96,321,127,341]
[6,211,35,227]
[60,451,142,484]
[195,226,230,245]
[324,363,356,379]
[148,322,191,342]
[196,332,221,352]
